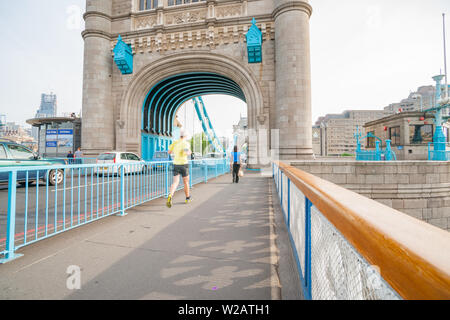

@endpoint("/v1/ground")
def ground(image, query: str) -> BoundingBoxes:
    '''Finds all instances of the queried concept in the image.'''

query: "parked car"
[191,152,202,160]
[95,152,146,175]
[0,139,64,186]
[150,151,172,171]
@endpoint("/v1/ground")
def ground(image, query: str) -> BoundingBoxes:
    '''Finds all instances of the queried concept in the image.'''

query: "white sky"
[0,0,448,138]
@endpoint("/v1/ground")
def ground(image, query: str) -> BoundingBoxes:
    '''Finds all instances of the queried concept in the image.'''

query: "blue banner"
[46,130,58,135]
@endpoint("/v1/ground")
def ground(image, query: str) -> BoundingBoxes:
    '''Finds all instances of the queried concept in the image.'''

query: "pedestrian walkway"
[0,172,301,300]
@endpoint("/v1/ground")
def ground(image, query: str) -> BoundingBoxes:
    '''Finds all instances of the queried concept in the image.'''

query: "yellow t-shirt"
[169,139,190,165]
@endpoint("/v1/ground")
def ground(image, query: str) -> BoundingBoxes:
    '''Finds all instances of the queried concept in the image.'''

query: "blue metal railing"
[356,140,397,161]
[0,158,229,263]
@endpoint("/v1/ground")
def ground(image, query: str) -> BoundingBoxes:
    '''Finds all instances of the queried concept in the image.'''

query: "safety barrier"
[0,158,229,263]
[273,161,450,300]
[356,140,397,161]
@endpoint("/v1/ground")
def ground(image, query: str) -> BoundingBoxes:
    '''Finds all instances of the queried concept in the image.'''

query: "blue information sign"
[46,141,57,148]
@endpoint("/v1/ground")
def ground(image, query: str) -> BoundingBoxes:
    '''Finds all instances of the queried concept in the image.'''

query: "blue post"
[432,75,447,161]
[189,162,193,188]
[204,162,208,183]
[280,173,283,208]
[304,197,312,300]
[428,142,432,160]
[0,171,23,263]
[375,140,381,161]
[117,165,128,216]
[385,139,392,161]
[165,163,169,196]
[287,179,291,228]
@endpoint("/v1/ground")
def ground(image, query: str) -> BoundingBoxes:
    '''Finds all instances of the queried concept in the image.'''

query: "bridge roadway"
[0,172,302,300]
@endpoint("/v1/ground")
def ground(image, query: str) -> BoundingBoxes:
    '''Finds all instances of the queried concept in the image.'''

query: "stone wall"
[288,160,450,231]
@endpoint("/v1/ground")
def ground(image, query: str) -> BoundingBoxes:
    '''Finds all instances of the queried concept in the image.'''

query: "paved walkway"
[0,172,302,300]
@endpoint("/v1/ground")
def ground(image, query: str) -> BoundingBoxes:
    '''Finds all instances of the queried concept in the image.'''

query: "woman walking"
[230,146,243,183]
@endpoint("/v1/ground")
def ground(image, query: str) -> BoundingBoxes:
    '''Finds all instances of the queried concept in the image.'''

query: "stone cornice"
[82,29,112,41]
[272,1,313,20]
[83,11,112,22]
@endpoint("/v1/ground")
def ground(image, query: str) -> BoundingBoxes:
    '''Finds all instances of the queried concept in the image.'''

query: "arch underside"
[142,72,247,137]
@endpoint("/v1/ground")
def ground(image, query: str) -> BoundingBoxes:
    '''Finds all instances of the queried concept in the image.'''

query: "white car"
[95,152,146,175]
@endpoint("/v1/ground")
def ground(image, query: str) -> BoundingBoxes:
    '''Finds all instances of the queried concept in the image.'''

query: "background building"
[232,116,248,155]
[0,115,35,147]
[314,110,392,156]
[364,112,450,160]
[312,126,321,156]
[384,84,450,114]
[32,93,58,140]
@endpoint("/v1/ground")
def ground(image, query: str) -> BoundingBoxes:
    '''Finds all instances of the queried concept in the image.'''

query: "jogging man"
[167,130,192,208]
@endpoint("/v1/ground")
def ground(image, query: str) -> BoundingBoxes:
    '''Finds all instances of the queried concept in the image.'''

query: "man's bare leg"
[167,174,180,208]
[183,176,190,198]
[170,175,180,197]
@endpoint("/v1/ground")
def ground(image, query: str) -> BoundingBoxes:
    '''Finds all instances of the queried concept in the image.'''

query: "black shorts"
[173,164,189,178]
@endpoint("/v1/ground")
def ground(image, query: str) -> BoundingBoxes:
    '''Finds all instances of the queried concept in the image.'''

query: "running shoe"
[166,194,173,208]
[185,196,192,204]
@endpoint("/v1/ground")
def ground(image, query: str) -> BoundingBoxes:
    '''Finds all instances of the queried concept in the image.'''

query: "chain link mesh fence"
[310,205,400,300]
[290,186,306,279]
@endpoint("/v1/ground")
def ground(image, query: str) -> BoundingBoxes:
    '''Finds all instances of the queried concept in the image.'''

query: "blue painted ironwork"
[304,197,312,300]
[246,18,263,64]
[192,96,225,155]
[355,126,397,161]
[142,72,245,136]
[0,171,23,263]
[140,72,246,158]
[113,35,133,75]
[0,158,229,262]
[423,75,450,161]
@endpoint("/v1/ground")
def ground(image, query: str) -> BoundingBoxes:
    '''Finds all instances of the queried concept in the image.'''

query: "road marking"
[50,181,120,192]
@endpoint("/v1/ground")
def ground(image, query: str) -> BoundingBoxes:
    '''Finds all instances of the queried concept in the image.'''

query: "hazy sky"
[0,0,448,138]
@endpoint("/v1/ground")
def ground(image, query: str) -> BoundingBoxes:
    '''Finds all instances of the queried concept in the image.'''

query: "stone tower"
[81,0,313,164]
[274,0,313,160]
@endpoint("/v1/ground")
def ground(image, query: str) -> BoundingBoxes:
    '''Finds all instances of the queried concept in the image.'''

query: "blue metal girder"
[165,87,244,135]
[158,82,243,135]
[142,72,246,136]
[153,79,243,135]
[144,74,240,132]
[166,90,243,136]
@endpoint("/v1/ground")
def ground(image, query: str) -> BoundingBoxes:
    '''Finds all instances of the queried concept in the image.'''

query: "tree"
[190,132,210,155]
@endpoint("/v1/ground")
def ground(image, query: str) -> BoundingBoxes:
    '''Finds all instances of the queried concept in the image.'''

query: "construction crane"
[192,96,225,155]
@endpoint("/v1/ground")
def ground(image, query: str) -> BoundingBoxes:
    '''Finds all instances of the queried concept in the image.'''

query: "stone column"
[81,0,114,156]
[273,0,313,160]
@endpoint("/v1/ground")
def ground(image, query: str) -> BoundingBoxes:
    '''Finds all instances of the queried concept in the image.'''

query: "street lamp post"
[432,75,447,161]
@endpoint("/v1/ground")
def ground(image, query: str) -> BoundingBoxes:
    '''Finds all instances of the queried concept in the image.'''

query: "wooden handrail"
[275,161,450,300]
